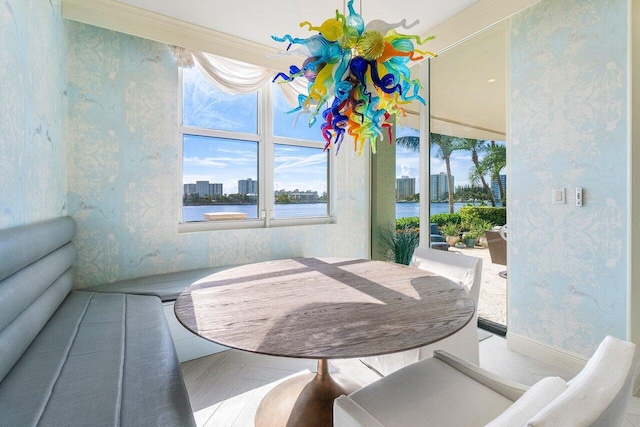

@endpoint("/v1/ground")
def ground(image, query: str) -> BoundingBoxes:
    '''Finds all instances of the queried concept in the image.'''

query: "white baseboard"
[506,332,587,376]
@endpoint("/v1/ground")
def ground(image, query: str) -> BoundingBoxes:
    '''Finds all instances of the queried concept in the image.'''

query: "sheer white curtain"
[173,46,306,107]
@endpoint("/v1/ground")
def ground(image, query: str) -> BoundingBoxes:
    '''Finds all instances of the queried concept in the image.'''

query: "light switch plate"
[552,188,565,204]
[576,187,583,206]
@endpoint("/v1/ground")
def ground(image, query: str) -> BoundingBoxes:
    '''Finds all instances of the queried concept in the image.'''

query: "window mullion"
[272,136,326,149]
[182,126,260,142]
[260,83,274,226]
[178,67,186,225]
[328,146,335,218]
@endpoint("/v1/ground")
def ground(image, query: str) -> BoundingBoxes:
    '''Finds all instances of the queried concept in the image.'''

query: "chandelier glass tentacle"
[272,0,434,155]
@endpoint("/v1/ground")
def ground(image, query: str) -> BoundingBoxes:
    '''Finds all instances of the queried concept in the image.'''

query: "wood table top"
[174,257,475,359]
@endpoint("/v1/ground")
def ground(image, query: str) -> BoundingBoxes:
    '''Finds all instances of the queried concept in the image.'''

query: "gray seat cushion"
[89,267,230,302]
[0,291,195,427]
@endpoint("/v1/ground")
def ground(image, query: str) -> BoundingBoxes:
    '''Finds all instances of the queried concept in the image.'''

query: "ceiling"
[430,20,507,141]
[115,0,482,50]
[104,0,508,141]
[383,21,507,140]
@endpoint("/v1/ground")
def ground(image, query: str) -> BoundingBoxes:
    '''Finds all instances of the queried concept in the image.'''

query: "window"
[180,65,332,231]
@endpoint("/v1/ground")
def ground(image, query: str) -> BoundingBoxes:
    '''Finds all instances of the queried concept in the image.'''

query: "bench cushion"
[0,291,195,427]
[90,267,229,302]
[0,217,75,282]
[0,217,76,383]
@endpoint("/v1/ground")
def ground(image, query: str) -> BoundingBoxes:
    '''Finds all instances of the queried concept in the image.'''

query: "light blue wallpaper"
[509,0,628,356]
[67,22,369,288]
[0,0,67,228]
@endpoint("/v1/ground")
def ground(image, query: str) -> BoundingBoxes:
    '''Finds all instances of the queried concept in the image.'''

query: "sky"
[182,67,504,196]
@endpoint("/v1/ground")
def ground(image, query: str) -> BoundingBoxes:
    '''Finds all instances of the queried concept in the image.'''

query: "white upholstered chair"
[335,335,637,427]
[361,247,483,375]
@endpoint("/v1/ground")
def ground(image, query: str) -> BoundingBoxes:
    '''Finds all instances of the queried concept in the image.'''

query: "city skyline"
[184,179,325,198]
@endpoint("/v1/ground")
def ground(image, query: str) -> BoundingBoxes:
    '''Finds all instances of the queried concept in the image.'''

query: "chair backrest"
[485,230,507,266]
[430,223,440,235]
[410,247,482,302]
[527,335,637,427]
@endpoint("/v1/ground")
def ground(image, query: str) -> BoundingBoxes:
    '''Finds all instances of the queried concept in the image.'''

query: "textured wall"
[509,0,628,356]
[67,22,369,287]
[0,0,67,228]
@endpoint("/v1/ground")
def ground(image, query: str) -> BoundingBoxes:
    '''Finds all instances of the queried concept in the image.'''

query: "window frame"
[178,67,335,233]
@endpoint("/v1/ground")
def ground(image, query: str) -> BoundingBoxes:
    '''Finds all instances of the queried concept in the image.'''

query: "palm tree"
[430,133,461,213]
[481,142,507,204]
[468,163,495,205]
[395,136,420,152]
[458,138,496,206]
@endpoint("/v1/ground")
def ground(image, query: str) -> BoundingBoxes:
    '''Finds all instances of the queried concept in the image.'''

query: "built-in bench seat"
[0,217,196,426]
[90,266,229,301]
[91,267,232,362]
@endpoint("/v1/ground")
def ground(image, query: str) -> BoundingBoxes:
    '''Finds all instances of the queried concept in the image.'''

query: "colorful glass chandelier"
[272,0,434,155]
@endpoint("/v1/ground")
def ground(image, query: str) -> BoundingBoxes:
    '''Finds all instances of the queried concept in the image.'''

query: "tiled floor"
[181,333,640,426]
[450,245,507,326]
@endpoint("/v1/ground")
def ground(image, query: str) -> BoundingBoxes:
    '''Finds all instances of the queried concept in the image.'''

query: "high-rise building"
[430,172,453,201]
[396,176,415,200]
[238,178,258,195]
[196,180,211,197]
[183,183,197,196]
[492,174,507,203]
[209,183,223,196]
[184,182,221,197]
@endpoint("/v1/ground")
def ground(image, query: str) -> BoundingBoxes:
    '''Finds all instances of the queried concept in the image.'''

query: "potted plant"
[378,224,420,265]
[462,230,479,248]
[475,220,495,248]
[440,222,462,246]
[462,222,485,248]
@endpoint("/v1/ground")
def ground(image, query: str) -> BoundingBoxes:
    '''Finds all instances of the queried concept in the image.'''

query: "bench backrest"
[0,217,76,383]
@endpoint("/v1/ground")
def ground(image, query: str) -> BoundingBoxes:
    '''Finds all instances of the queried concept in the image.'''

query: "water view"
[182,202,476,222]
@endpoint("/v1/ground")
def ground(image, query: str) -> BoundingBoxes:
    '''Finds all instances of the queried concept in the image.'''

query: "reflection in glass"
[182,67,258,134]
[272,85,323,142]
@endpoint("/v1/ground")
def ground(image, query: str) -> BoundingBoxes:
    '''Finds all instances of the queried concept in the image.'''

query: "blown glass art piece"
[272,0,434,154]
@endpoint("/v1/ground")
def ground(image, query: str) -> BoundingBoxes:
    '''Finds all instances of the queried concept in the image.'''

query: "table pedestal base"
[255,359,360,427]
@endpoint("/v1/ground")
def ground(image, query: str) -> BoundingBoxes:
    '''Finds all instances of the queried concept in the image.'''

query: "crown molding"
[62,0,542,69]
[62,0,292,70]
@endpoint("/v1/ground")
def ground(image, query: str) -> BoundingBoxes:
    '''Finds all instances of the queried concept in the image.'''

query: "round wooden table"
[175,257,475,427]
